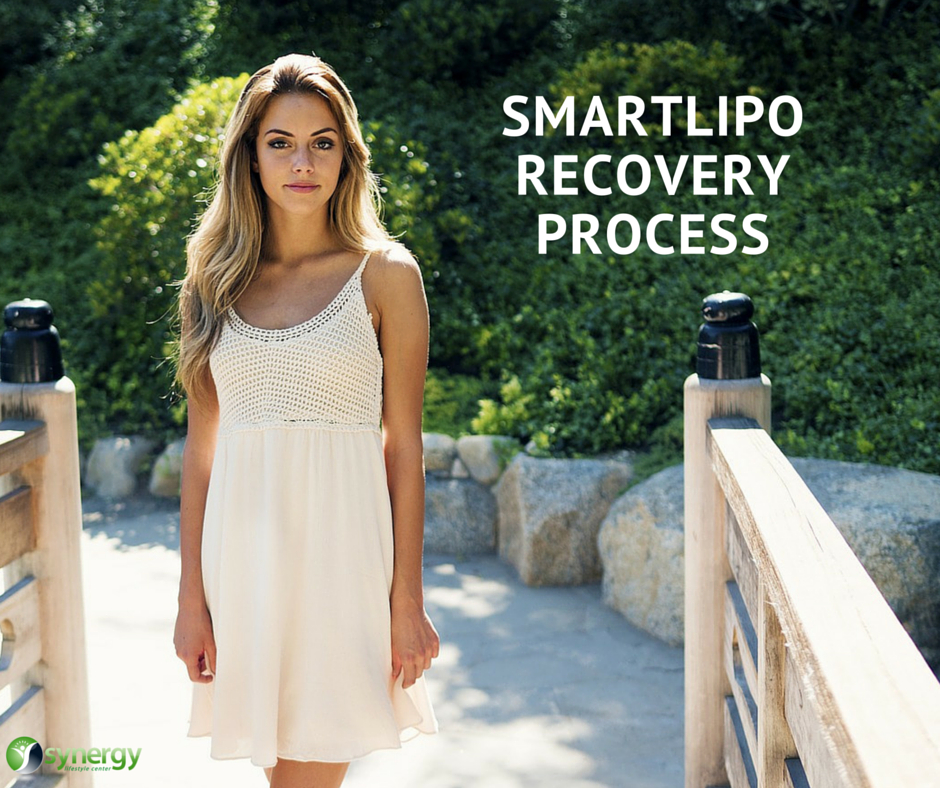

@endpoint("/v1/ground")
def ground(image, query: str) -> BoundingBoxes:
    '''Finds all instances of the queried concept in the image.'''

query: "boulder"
[149,438,186,498]
[85,435,155,498]
[496,453,632,586]
[598,464,685,645]
[598,459,940,667]
[790,457,940,667]
[456,435,519,485]
[450,457,470,479]
[425,477,497,554]
[423,432,457,474]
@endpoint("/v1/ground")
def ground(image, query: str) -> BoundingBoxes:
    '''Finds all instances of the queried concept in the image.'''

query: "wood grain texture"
[708,417,940,788]
[756,582,798,788]
[0,420,48,477]
[726,508,760,637]
[0,485,35,567]
[785,651,852,788]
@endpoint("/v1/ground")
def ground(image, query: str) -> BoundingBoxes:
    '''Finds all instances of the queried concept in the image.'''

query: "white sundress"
[186,250,438,766]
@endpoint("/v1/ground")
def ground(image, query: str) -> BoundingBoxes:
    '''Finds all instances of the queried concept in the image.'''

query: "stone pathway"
[78,496,684,787]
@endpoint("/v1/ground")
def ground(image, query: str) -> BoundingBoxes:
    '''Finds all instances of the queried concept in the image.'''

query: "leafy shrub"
[470,38,775,454]
[84,74,244,443]
[468,32,940,474]
[0,0,219,447]
[724,0,931,30]
[374,0,557,88]
[905,88,940,171]
[3,0,938,478]
[549,39,760,154]
[423,368,495,437]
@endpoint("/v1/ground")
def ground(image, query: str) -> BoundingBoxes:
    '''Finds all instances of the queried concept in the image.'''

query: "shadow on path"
[79,495,684,788]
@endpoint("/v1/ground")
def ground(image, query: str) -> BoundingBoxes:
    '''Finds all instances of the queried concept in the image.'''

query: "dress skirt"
[186,425,438,767]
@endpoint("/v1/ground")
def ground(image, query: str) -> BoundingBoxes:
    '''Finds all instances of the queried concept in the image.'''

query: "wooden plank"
[708,417,940,788]
[0,420,48,477]
[0,485,35,567]
[757,579,798,788]
[0,575,42,693]
[724,581,758,699]
[726,507,761,636]
[724,695,757,788]
[785,652,852,788]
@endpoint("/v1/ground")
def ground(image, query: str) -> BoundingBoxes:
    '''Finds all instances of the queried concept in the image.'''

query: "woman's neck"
[261,205,342,265]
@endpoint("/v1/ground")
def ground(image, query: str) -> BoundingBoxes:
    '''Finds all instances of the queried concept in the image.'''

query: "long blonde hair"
[174,53,392,406]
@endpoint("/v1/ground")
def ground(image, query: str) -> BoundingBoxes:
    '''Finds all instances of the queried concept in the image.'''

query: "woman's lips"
[286,184,318,193]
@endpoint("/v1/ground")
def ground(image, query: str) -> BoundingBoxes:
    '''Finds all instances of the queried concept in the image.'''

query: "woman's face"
[251,92,344,221]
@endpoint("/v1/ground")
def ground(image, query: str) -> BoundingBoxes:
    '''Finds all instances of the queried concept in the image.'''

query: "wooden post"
[0,299,91,787]
[684,292,771,788]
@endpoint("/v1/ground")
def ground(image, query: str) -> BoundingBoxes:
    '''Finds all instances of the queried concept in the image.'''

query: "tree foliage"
[1,0,937,473]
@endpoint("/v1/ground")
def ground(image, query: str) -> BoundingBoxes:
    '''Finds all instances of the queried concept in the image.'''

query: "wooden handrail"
[708,417,940,788]
[0,380,90,788]
[0,419,48,476]
[683,291,940,788]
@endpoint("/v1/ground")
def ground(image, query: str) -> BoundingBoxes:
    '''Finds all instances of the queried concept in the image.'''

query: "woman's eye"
[266,138,334,150]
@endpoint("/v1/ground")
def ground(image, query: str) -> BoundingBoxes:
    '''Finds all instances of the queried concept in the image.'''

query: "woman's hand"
[174,597,217,684]
[390,593,440,689]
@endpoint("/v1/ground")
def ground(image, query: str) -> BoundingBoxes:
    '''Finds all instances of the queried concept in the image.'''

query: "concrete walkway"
[79,495,684,788]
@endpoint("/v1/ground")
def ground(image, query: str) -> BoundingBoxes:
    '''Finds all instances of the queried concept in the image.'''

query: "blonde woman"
[172,54,439,788]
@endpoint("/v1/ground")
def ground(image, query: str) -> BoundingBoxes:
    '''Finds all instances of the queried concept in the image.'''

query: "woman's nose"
[292,151,314,172]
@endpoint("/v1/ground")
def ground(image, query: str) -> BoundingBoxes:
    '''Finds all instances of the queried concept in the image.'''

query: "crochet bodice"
[210,252,383,436]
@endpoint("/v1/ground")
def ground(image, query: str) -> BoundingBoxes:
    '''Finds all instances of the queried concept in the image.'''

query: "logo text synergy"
[46,747,142,771]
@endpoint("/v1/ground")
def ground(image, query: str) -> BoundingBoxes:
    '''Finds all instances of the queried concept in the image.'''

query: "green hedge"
[0,0,936,475]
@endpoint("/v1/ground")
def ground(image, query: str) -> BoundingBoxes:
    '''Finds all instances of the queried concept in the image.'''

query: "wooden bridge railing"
[684,292,940,788]
[0,299,91,788]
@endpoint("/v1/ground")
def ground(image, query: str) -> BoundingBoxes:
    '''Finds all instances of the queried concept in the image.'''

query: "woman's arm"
[174,363,220,683]
[374,245,440,689]
[177,367,219,603]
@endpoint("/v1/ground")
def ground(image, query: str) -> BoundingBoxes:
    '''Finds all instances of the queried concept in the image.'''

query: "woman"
[172,53,439,788]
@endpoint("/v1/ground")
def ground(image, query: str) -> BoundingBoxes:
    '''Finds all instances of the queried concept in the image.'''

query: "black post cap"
[1,299,65,383]
[696,291,761,380]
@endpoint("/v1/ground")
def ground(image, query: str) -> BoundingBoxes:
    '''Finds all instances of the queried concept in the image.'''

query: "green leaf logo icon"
[7,737,43,774]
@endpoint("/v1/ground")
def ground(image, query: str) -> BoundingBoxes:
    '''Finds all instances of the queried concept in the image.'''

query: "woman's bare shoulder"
[368,242,425,296]
[369,241,420,272]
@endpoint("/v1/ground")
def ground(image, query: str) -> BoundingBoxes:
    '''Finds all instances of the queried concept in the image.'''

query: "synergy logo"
[6,737,43,774]
[6,737,141,773]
